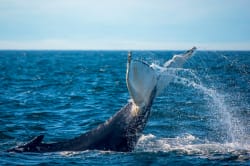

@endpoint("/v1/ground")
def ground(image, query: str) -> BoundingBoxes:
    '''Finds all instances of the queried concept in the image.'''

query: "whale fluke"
[126,58,157,107]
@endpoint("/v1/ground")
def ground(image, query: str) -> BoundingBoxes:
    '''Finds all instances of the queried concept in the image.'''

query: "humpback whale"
[7,47,196,153]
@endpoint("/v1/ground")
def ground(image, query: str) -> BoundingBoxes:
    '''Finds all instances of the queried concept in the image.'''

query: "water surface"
[0,50,249,165]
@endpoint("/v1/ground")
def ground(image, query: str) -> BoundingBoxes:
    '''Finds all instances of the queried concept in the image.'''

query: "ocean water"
[0,50,249,165]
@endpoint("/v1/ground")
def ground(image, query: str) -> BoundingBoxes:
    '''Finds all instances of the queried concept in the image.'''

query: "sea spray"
[154,64,248,148]
[136,62,249,156]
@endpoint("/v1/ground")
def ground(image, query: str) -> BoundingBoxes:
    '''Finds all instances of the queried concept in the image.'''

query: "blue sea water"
[0,50,249,165]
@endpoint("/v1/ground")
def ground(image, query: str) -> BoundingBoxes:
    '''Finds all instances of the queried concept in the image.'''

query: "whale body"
[7,47,196,153]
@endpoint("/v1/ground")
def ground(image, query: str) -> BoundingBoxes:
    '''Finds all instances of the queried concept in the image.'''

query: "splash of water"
[150,61,249,149]
[174,75,247,144]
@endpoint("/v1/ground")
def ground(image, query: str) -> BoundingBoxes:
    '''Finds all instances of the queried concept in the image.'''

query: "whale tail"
[126,47,196,106]
[126,55,157,107]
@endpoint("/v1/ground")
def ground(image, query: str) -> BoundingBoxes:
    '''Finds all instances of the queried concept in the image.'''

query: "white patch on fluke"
[126,60,157,107]
[126,47,196,106]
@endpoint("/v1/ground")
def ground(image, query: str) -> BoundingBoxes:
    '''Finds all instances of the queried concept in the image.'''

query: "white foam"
[136,134,250,158]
